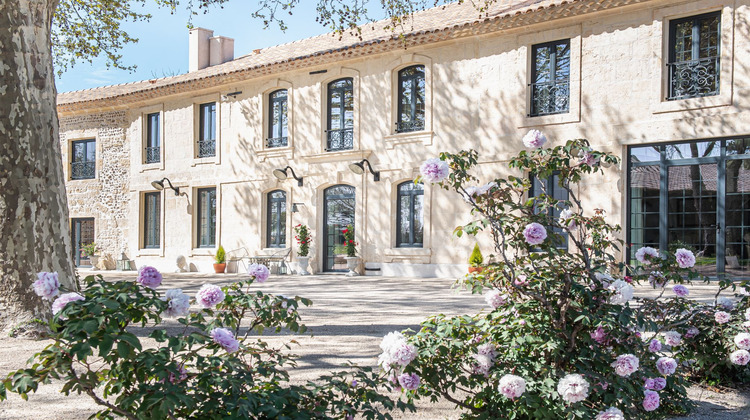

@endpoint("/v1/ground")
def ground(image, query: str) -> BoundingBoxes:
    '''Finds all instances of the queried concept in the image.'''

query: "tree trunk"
[0,0,76,335]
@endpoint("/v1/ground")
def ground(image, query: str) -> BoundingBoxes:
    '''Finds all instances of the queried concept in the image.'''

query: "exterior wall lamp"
[348,158,380,181]
[292,203,305,213]
[151,177,180,196]
[272,166,304,186]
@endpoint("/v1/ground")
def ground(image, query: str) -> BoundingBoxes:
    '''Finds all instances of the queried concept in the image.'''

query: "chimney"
[189,28,235,72]
[209,36,234,67]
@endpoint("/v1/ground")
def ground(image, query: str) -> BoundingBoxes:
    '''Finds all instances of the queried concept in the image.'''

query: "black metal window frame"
[667,11,721,100]
[396,65,426,133]
[529,172,569,250]
[323,185,356,272]
[266,189,287,248]
[326,78,354,152]
[267,89,289,148]
[71,139,96,180]
[198,102,216,158]
[143,191,161,249]
[196,187,217,248]
[529,39,571,117]
[396,181,425,247]
[145,112,160,164]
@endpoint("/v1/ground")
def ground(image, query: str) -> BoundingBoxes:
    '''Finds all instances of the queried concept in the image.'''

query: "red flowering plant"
[343,225,357,257]
[294,224,311,257]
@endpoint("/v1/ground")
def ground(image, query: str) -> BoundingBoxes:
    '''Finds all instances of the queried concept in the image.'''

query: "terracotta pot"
[468,266,483,274]
[213,263,226,274]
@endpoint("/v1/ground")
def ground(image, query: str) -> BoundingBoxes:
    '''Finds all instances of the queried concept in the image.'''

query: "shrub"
[214,245,226,264]
[343,225,357,257]
[468,244,483,267]
[294,224,311,257]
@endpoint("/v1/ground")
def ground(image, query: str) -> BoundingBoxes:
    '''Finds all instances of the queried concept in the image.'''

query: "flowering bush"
[343,224,357,257]
[2,270,410,419]
[294,223,312,257]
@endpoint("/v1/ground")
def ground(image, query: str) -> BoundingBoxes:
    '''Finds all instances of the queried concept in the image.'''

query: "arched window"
[396,65,425,133]
[326,78,354,151]
[267,190,287,248]
[397,181,424,247]
[268,89,288,147]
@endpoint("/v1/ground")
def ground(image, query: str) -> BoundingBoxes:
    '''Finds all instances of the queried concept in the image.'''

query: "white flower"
[498,374,526,399]
[476,182,497,196]
[611,354,639,377]
[730,349,750,366]
[522,130,547,149]
[557,373,589,403]
[745,308,750,321]
[559,208,577,231]
[635,246,660,264]
[734,333,750,350]
[484,290,506,309]
[378,331,416,370]
[717,297,735,310]
[608,280,634,305]
[596,407,625,420]
[595,272,614,288]
[162,289,191,318]
[663,331,682,347]
[419,158,449,183]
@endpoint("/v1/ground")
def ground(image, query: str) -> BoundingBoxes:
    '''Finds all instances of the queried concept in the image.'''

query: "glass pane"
[413,193,424,244]
[674,20,693,62]
[725,158,750,276]
[148,114,160,148]
[534,45,551,83]
[630,146,661,163]
[727,138,750,156]
[699,14,720,58]
[324,185,355,271]
[665,141,719,160]
[555,42,570,81]
[629,165,661,263]
[399,194,410,244]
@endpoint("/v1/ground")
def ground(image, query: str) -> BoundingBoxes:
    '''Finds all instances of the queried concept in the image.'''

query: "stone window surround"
[137,190,165,256]
[384,53,435,150]
[191,94,222,167]
[518,24,582,128]
[385,173,433,264]
[66,134,100,182]
[139,104,166,172]
[191,185,221,256]
[319,67,361,154]
[256,79,295,162]
[650,1,734,114]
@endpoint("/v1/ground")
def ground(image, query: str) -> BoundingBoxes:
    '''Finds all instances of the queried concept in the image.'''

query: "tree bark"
[0,0,76,334]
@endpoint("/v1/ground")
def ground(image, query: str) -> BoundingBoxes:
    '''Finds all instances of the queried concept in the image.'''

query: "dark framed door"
[71,218,95,267]
[323,185,355,272]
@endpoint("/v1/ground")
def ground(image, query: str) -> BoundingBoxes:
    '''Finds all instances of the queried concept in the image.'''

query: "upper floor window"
[668,12,721,100]
[396,65,425,133]
[197,187,217,248]
[145,112,160,164]
[326,78,354,152]
[71,139,95,180]
[143,192,161,249]
[267,90,288,148]
[397,181,424,247]
[530,39,570,117]
[530,173,569,250]
[266,190,287,248]
[198,102,216,158]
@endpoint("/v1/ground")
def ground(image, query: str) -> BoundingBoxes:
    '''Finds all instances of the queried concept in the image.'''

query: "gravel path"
[0,271,747,419]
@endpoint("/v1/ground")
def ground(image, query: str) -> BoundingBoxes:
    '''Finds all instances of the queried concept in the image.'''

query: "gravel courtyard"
[0,271,748,419]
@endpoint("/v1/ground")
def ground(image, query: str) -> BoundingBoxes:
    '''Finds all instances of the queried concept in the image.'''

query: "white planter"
[345,256,360,277]
[297,256,311,276]
[88,255,100,271]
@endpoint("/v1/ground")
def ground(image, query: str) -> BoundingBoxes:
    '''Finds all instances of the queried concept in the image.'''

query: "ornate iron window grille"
[71,161,96,180]
[266,137,288,148]
[529,39,570,117]
[529,81,570,117]
[395,120,425,133]
[396,65,426,133]
[326,128,354,151]
[197,140,216,158]
[667,12,721,101]
[667,57,720,100]
[326,78,354,152]
[268,90,288,148]
[145,147,160,164]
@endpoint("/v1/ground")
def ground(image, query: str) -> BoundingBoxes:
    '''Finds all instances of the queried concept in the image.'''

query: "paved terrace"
[0,271,748,419]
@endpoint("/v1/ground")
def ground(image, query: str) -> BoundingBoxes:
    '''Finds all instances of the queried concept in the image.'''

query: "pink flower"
[378,331,417,369]
[656,357,677,376]
[419,158,449,183]
[137,266,162,289]
[648,271,666,288]
[730,349,750,366]
[590,326,608,345]
[559,208,577,231]
[557,373,590,403]
[210,327,239,353]
[397,372,420,391]
[472,354,494,376]
[514,275,528,286]
[33,272,60,300]
[196,284,225,309]
[498,374,526,399]
[162,289,191,318]
[735,333,750,350]
[477,343,497,359]
[648,339,662,353]
[484,290,506,309]
[168,364,188,384]
[642,390,660,411]
[596,407,625,420]
[672,285,689,297]
[247,263,270,283]
[51,292,85,318]
[663,331,682,347]
[522,130,547,149]
[580,151,599,166]
[612,354,639,377]
[715,311,731,324]
[684,327,699,338]
[674,248,695,268]
[651,377,667,391]
[635,246,659,264]
[522,222,547,246]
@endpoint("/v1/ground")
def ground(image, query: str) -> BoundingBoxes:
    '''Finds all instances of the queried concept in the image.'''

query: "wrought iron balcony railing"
[197,140,216,158]
[266,136,288,148]
[145,146,160,164]
[667,56,720,100]
[326,128,354,152]
[529,81,570,117]
[395,120,425,133]
[71,161,95,180]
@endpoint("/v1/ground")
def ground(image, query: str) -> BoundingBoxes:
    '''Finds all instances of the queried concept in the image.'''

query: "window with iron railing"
[198,102,216,158]
[145,112,160,164]
[71,139,96,180]
[667,12,721,100]
[326,78,354,151]
[396,65,425,133]
[529,39,570,117]
[267,89,288,148]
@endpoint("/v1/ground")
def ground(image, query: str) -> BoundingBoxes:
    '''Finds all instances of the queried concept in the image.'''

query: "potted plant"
[342,225,359,277]
[213,245,226,273]
[294,224,312,276]
[82,242,99,271]
[468,243,483,274]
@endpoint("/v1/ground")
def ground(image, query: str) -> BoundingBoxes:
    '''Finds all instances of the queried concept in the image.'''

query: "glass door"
[323,185,355,272]
[71,218,95,267]
[724,157,750,276]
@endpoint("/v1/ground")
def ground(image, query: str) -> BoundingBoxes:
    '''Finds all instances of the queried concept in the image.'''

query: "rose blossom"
[162,289,191,318]
[195,284,225,308]
[522,222,547,246]
[648,339,662,353]
[484,289,506,309]
[595,407,624,420]
[210,327,240,353]
[730,349,750,366]
[663,331,682,347]
[717,297,735,310]
[635,246,660,264]
[498,374,526,399]
[675,248,696,268]
[642,390,660,412]
[652,377,667,391]
[735,333,750,350]
[477,343,497,359]
[715,311,731,324]
[522,129,547,149]
[137,266,162,289]
[590,326,608,345]
[51,292,85,318]
[685,327,700,338]
[672,284,690,297]
[559,208,577,231]
[397,372,420,391]
[33,272,60,300]
[378,331,417,369]
[419,158,449,183]
[247,263,270,283]
[656,357,678,376]
[557,373,590,403]
[611,354,639,377]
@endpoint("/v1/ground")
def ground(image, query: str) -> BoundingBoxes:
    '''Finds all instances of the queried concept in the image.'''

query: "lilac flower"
[651,377,667,391]
[685,327,700,338]
[168,364,188,384]
[675,248,696,268]
[419,158,449,183]
[195,284,225,309]
[137,266,162,289]
[672,284,689,297]
[663,331,682,347]
[580,151,599,166]
[715,311,731,324]
[397,372,420,391]
[718,297,735,310]
[635,246,660,264]
[33,272,60,300]
[595,407,625,420]
[648,339,662,353]
[522,222,547,246]
[730,349,750,366]
[557,373,590,403]
[484,289,506,309]
[247,263,270,283]
[498,374,526,399]
[734,333,750,350]
[559,208,577,231]
[590,326,608,345]
[522,129,547,149]
[642,390,660,412]
[656,357,677,376]
[609,280,634,305]
[648,271,666,288]
[162,289,191,318]
[611,354,639,377]
[51,292,85,318]
[514,275,528,286]
[210,328,239,353]
[378,331,416,369]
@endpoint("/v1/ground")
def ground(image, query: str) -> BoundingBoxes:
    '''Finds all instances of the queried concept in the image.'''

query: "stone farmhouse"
[57,0,750,278]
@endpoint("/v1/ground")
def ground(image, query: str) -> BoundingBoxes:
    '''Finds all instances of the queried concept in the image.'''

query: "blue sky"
[56,2,376,92]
